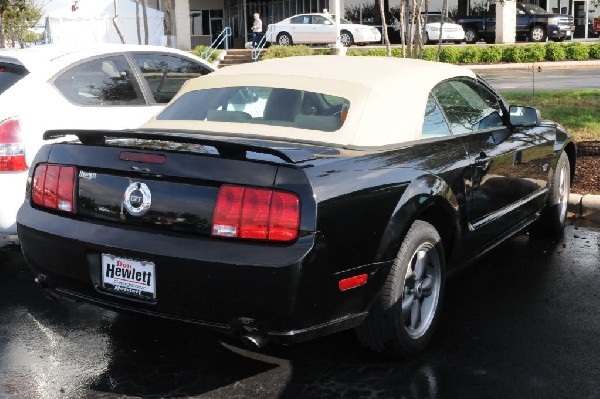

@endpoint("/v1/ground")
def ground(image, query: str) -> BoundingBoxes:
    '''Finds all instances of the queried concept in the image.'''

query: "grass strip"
[501,90,600,142]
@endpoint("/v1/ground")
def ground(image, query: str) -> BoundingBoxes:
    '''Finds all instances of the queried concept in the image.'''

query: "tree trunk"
[437,0,448,61]
[113,0,126,43]
[141,0,148,45]
[0,13,4,48]
[378,0,391,56]
[399,0,406,58]
[135,0,141,44]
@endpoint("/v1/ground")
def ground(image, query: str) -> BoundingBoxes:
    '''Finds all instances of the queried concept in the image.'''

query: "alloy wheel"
[401,242,442,339]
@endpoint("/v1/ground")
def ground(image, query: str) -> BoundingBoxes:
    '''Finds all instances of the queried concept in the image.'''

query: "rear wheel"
[529,25,547,42]
[464,28,478,44]
[356,220,446,356]
[340,30,354,46]
[530,152,570,237]
[277,32,293,46]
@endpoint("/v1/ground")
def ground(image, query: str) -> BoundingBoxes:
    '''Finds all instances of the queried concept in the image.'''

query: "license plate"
[566,31,571,36]
[101,254,156,299]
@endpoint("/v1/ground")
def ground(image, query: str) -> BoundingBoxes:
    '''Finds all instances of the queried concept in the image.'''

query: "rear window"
[156,86,350,132]
[0,63,28,95]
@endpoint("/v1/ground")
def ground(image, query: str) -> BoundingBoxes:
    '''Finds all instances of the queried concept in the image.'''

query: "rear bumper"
[17,203,388,344]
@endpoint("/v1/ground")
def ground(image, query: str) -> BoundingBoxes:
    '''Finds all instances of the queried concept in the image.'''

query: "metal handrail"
[201,27,232,61]
[252,33,268,61]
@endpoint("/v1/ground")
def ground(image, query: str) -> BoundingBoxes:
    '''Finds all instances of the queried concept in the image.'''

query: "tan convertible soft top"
[142,56,476,147]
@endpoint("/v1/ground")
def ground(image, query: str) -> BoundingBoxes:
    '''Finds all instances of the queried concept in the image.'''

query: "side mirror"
[509,105,541,127]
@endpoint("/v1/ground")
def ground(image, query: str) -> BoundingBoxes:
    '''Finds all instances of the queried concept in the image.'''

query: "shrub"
[522,43,546,62]
[346,49,367,56]
[364,48,388,57]
[191,45,221,63]
[439,46,462,63]
[459,46,481,63]
[312,49,331,56]
[545,42,566,61]
[589,43,600,59]
[565,42,590,60]
[502,45,527,62]
[391,48,404,58]
[480,45,503,63]
[261,44,314,59]
[422,47,438,61]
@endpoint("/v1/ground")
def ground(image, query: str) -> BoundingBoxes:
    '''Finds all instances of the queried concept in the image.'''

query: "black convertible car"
[17,56,575,356]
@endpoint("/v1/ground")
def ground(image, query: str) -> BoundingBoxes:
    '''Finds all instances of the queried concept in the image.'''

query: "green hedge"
[191,45,221,63]
[257,42,597,64]
[262,45,314,59]
[565,42,590,60]
[545,42,567,61]
[460,46,481,63]
[590,43,600,59]
[480,45,503,63]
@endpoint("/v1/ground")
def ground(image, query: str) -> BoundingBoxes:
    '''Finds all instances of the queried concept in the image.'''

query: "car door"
[311,15,336,43]
[288,15,311,43]
[433,77,554,246]
[128,52,212,108]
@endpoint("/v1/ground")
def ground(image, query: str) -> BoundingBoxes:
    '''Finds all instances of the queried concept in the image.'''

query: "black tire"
[277,32,293,46]
[464,28,478,44]
[530,151,570,238]
[340,30,354,47]
[356,220,446,356]
[454,40,463,44]
[529,25,547,42]
[552,36,566,42]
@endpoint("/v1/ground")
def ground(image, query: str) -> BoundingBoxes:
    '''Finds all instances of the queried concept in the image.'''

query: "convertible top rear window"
[0,62,28,95]
[157,86,350,132]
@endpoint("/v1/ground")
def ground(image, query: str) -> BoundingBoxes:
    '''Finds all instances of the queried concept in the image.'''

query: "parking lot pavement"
[1,223,599,398]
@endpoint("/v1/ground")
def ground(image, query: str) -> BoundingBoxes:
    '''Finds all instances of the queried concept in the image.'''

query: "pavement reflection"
[1,224,599,398]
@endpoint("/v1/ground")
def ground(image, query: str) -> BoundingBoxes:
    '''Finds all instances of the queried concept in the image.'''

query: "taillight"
[212,185,300,242]
[31,163,76,213]
[0,117,27,171]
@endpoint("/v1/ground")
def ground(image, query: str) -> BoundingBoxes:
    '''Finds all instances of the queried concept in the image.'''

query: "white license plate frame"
[101,254,156,300]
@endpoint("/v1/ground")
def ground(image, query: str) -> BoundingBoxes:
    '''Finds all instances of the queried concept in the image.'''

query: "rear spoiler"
[43,128,342,164]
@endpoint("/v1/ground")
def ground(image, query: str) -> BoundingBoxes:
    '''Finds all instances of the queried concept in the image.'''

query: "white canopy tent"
[45,0,166,46]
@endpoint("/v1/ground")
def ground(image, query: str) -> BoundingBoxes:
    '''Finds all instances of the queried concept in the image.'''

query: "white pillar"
[496,0,516,44]
[174,0,192,50]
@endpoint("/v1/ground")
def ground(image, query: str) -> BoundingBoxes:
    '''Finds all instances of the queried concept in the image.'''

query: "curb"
[468,60,600,72]
[568,193,600,222]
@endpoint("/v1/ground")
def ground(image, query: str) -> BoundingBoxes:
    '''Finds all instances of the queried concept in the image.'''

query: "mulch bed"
[572,156,600,195]
[571,141,600,195]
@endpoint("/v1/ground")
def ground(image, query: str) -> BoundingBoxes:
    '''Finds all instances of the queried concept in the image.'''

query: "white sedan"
[0,44,214,235]
[424,15,465,44]
[266,13,381,46]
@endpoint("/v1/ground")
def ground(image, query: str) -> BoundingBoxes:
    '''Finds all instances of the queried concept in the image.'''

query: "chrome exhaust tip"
[240,333,269,349]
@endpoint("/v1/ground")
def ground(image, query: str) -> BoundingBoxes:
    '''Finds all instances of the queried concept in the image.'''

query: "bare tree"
[135,0,141,44]
[141,0,148,45]
[112,0,126,43]
[377,0,391,56]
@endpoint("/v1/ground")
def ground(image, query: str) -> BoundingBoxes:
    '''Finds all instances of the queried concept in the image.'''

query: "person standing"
[251,12,263,48]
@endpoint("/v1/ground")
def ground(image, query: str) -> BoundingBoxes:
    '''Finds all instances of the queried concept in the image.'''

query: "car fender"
[374,173,461,264]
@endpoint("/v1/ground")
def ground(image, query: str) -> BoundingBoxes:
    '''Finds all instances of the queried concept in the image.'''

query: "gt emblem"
[124,182,151,216]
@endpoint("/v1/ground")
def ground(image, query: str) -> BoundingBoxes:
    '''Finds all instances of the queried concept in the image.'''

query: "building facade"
[160,0,599,50]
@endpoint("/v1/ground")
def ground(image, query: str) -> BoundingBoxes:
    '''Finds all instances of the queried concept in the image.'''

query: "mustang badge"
[124,182,152,216]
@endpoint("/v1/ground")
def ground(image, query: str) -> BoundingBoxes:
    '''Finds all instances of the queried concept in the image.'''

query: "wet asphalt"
[1,222,599,399]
